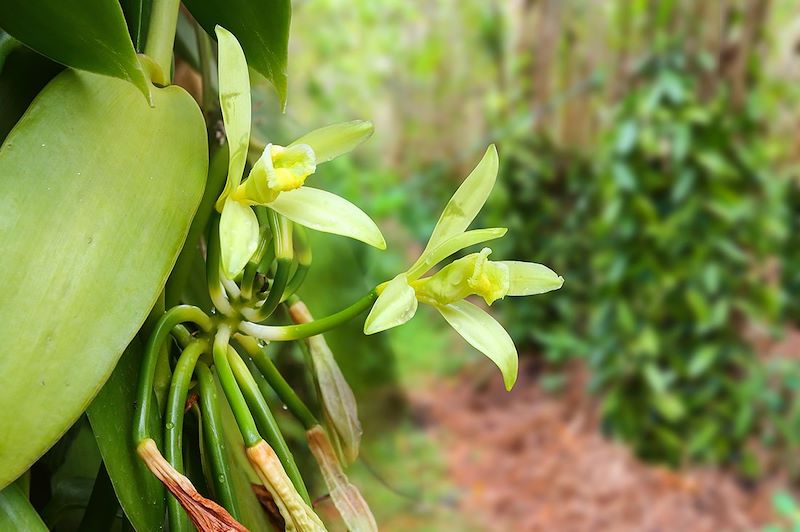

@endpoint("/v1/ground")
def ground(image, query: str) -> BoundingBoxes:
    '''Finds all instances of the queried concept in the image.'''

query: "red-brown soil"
[411,360,786,531]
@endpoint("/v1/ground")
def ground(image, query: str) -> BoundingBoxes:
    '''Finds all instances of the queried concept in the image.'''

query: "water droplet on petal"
[166,422,175,430]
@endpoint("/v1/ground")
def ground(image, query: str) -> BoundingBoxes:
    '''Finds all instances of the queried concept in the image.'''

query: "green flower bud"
[234,143,317,204]
[414,247,509,306]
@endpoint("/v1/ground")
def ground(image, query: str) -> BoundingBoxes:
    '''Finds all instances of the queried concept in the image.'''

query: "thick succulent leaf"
[0,70,207,488]
[0,484,46,531]
[289,120,374,164]
[501,261,564,296]
[87,337,165,532]
[0,37,64,143]
[364,274,418,335]
[421,145,498,256]
[219,199,260,279]
[436,300,518,390]
[214,26,251,211]
[269,187,386,250]
[406,227,508,281]
[184,0,291,107]
[0,0,150,99]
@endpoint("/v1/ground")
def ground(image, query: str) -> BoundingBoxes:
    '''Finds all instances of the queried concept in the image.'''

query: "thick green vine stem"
[236,335,318,430]
[167,144,229,307]
[239,290,378,340]
[228,347,311,504]
[133,305,213,444]
[196,361,241,519]
[143,0,181,82]
[165,341,207,532]
[212,325,261,447]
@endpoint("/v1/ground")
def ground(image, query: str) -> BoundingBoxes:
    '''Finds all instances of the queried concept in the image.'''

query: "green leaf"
[219,199,260,279]
[0,0,150,99]
[184,0,291,107]
[120,0,153,51]
[87,337,165,532]
[290,120,374,163]
[269,187,386,250]
[0,38,63,143]
[214,25,251,211]
[502,261,564,296]
[0,70,207,488]
[0,484,46,531]
[436,300,518,390]
[406,227,508,281]
[364,274,418,335]
[422,145,498,256]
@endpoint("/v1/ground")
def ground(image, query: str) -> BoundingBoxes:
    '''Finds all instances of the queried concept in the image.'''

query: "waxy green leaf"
[0,484,46,531]
[184,0,291,107]
[0,70,207,488]
[0,0,150,99]
[87,337,165,532]
[436,300,518,390]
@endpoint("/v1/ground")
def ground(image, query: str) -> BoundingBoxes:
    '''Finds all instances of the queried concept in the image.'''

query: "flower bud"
[414,247,509,306]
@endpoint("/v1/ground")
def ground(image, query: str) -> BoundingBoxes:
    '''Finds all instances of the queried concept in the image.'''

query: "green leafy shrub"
[588,52,786,465]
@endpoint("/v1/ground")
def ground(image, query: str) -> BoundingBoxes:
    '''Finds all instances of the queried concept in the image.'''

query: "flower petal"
[289,120,374,163]
[214,26,251,212]
[406,227,507,280]
[219,199,260,279]
[268,187,386,250]
[363,274,418,335]
[435,300,518,390]
[419,145,498,260]
[500,261,564,295]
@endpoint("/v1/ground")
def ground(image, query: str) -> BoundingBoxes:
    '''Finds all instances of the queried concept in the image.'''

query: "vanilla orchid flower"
[214,26,385,279]
[363,145,564,390]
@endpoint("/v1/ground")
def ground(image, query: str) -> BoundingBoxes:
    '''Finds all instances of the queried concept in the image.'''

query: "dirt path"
[410,360,784,531]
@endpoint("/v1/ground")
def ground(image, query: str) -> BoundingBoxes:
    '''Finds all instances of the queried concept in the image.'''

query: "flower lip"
[264,143,317,192]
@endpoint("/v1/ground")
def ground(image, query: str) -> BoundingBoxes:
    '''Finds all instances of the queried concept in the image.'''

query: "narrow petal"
[214,26,251,212]
[406,227,508,280]
[289,120,374,163]
[500,261,564,295]
[420,145,498,258]
[435,300,518,390]
[363,274,418,335]
[219,199,260,279]
[269,187,386,250]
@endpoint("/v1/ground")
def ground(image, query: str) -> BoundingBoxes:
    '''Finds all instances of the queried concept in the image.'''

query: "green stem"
[227,348,311,504]
[165,341,207,532]
[166,144,229,307]
[195,361,240,518]
[236,335,317,429]
[281,263,309,303]
[134,305,212,444]
[194,22,217,116]
[213,325,261,447]
[246,259,291,322]
[239,290,378,341]
[143,0,181,82]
